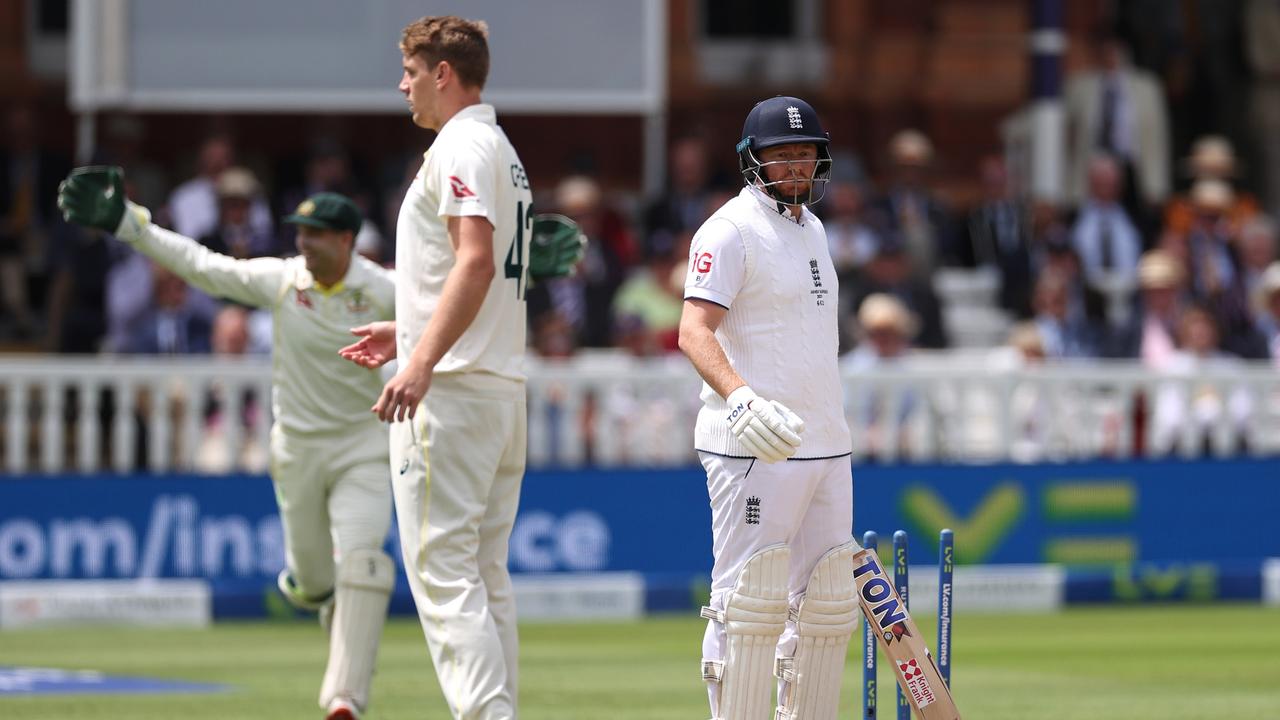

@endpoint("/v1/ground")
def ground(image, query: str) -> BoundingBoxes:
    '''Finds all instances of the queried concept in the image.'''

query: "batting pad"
[319,549,395,712]
[774,542,858,720]
[701,543,790,720]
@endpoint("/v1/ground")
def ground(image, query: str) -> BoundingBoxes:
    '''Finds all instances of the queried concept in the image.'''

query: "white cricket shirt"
[684,185,852,458]
[117,205,395,437]
[395,103,532,389]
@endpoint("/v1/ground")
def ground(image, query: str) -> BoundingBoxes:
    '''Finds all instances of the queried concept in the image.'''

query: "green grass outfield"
[2,605,1278,719]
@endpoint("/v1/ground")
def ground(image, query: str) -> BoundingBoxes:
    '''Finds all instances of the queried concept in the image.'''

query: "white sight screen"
[73,0,664,114]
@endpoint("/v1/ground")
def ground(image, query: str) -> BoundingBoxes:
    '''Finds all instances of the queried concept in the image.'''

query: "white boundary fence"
[2,352,1278,474]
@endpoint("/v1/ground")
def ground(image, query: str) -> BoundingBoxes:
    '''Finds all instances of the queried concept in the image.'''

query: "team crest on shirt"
[745,496,761,525]
[295,288,313,309]
[449,176,477,199]
[345,289,370,315]
[808,259,829,307]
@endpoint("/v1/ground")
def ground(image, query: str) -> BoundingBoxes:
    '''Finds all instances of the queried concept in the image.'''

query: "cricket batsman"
[678,96,858,720]
[57,171,396,720]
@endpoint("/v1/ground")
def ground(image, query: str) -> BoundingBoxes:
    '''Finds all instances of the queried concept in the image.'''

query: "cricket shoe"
[325,696,360,720]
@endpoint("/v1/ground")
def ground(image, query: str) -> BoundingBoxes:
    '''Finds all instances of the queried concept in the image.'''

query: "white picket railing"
[1,352,1277,474]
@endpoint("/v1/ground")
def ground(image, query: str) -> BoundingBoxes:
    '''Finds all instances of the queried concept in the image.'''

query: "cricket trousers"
[270,421,393,601]
[699,453,854,669]
[389,373,527,720]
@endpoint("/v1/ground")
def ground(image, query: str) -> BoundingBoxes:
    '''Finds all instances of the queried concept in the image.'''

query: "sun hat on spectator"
[1190,178,1234,214]
[1183,135,1238,179]
[1137,250,1184,290]
[216,167,260,199]
[889,129,934,167]
[858,293,917,338]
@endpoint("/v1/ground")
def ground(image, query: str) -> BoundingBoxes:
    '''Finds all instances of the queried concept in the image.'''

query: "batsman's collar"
[745,184,809,226]
[283,192,362,234]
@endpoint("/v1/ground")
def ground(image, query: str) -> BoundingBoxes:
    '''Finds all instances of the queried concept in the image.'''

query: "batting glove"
[725,386,805,463]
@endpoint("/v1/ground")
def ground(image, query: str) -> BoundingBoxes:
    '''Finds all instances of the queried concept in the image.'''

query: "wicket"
[861,528,954,719]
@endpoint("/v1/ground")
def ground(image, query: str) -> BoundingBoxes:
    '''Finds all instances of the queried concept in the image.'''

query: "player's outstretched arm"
[57,165,285,309]
[339,322,397,369]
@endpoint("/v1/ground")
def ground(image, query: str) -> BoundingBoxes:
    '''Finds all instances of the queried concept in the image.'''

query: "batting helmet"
[736,96,833,206]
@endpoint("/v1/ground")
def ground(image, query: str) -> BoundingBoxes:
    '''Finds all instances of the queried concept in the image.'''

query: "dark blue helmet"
[735,96,833,206]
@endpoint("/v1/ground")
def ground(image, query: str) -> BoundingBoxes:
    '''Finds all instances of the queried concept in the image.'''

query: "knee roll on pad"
[336,548,396,593]
[773,542,859,720]
[701,543,790,720]
[319,549,396,712]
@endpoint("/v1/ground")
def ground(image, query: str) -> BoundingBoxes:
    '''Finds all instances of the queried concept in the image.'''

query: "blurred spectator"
[610,234,686,353]
[844,294,920,459]
[824,180,882,276]
[94,115,168,210]
[528,176,635,348]
[1239,215,1278,305]
[643,135,718,260]
[195,305,267,473]
[1001,321,1055,461]
[354,221,385,264]
[1065,28,1170,225]
[1149,304,1253,456]
[873,129,953,272]
[1255,261,1280,364]
[1,103,68,341]
[1031,270,1101,359]
[959,155,1035,317]
[1183,179,1267,357]
[531,311,578,358]
[1069,154,1142,328]
[104,246,154,353]
[1246,0,1280,217]
[612,313,661,358]
[1113,249,1187,366]
[1028,199,1070,271]
[168,133,273,242]
[848,235,947,349]
[198,167,277,259]
[120,264,214,355]
[44,221,109,354]
[823,179,884,350]
[846,294,916,366]
[1163,136,1261,236]
[1006,321,1047,364]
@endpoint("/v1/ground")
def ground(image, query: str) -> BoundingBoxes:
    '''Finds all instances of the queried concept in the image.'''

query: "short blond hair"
[400,16,490,90]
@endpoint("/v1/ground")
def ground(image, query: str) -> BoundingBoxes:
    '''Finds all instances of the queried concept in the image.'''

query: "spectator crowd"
[3,32,1280,383]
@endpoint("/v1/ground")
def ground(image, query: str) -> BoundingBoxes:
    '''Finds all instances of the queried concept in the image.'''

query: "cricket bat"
[852,547,961,719]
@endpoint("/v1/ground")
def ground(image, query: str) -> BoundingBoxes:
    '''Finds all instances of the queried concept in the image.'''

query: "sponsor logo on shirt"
[694,252,713,279]
[449,176,477,199]
[294,289,313,309]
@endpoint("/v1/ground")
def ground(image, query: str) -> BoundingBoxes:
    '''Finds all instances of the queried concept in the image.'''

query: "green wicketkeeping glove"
[528,213,587,281]
[56,165,127,234]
